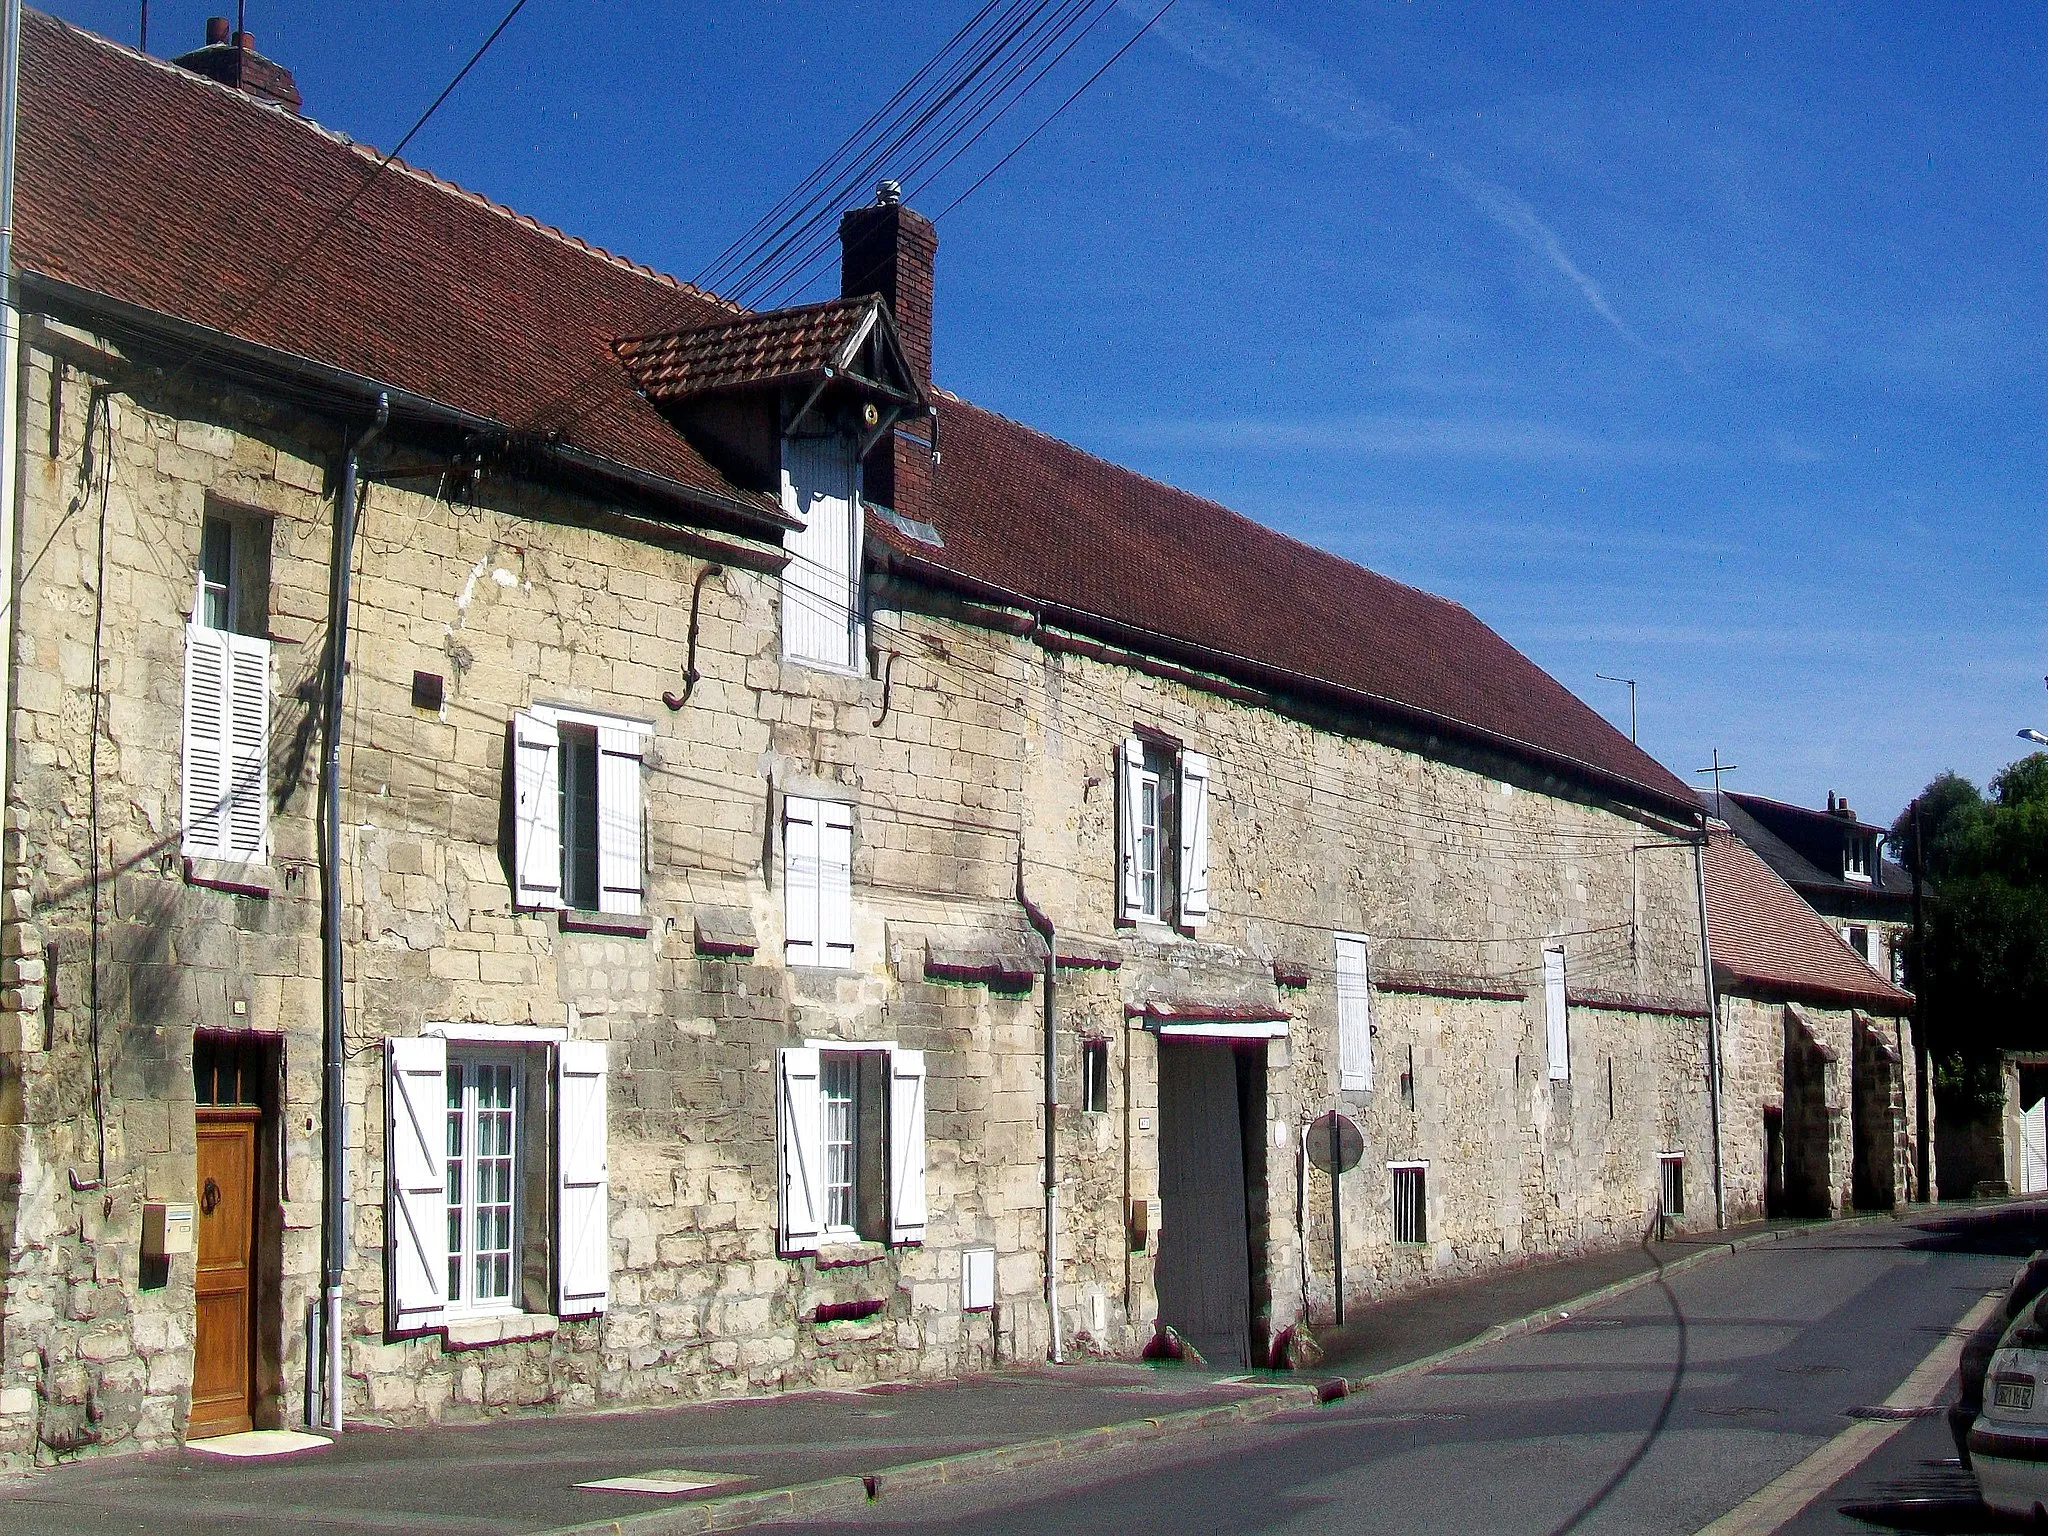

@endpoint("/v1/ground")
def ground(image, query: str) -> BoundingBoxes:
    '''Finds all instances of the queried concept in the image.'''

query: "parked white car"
[1970,1307,2048,1522]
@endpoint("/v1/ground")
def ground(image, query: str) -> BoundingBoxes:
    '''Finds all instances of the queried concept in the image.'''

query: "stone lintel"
[558,908,653,938]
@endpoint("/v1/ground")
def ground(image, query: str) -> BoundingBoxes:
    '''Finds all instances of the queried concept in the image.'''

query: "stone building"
[1702,827,1919,1223]
[0,11,1741,1466]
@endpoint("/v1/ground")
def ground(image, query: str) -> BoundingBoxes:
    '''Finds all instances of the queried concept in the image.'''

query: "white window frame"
[1336,932,1374,1092]
[510,705,652,915]
[1116,736,1214,929]
[784,795,855,968]
[1844,835,1872,884]
[821,1051,859,1237]
[1389,1161,1428,1245]
[1136,768,1162,920]
[779,1040,925,1254]
[444,1048,524,1321]
[1659,1152,1686,1218]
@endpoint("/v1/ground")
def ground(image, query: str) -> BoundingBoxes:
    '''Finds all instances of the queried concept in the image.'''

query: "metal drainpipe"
[1019,858,1062,1364]
[1693,829,1727,1229]
[321,395,387,1433]
[0,0,22,937]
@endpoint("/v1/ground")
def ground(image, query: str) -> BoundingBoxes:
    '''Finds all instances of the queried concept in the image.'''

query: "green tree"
[1895,755,2048,1062]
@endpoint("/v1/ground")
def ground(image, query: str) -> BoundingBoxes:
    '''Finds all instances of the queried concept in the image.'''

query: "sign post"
[1307,1110,1364,1324]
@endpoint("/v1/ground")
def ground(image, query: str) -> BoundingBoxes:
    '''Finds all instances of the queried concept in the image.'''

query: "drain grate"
[1845,1404,1945,1421]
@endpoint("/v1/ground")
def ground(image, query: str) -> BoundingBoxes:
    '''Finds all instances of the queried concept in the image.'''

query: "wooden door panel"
[190,1113,257,1438]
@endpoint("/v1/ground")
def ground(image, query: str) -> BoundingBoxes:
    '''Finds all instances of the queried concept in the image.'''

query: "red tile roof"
[1703,829,1913,1011]
[14,11,768,518]
[876,399,1696,808]
[618,297,879,401]
[16,10,1695,811]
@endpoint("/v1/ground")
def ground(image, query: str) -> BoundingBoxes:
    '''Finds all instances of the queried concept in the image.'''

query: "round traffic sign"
[1306,1111,1364,1175]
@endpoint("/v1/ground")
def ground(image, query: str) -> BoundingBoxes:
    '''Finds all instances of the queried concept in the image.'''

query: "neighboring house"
[0,13,1753,1466]
[1702,826,1919,1222]
[1701,789,1913,986]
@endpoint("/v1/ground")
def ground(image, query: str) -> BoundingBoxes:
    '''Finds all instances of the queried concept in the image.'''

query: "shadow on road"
[1838,1495,2028,1533]
[1905,1205,2048,1258]
[1547,1231,1690,1536]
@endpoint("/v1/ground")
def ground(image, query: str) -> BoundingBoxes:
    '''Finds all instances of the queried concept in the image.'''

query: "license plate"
[1996,1377,2035,1412]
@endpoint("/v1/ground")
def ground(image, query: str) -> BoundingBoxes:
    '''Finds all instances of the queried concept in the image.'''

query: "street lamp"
[2022,729,2048,747]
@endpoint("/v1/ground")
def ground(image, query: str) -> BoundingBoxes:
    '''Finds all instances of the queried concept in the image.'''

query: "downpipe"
[1019,856,1062,1364]
[1693,833,1727,1229]
[320,395,387,1432]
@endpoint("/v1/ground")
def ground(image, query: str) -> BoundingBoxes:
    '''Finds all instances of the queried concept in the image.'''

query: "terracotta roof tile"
[1704,829,1913,1011]
[618,298,874,400]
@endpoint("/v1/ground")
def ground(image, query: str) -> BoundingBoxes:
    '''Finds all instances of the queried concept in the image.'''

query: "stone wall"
[0,314,1724,1465]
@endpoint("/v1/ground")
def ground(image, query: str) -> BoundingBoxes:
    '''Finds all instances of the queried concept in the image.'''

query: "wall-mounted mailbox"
[143,1202,194,1259]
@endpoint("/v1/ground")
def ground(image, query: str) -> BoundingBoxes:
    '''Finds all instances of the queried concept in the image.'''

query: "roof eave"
[19,270,799,538]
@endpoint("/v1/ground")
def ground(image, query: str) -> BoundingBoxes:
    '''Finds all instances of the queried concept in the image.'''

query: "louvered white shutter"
[784,796,820,965]
[889,1048,928,1245]
[1117,738,1143,919]
[595,726,644,916]
[385,1034,449,1334]
[512,713,563,908]
[1544,945,1570,1082]
[781,435,860,670]
[820,801,854,967]
[1336,935,1373,1092]
[224,634,270,862]
[181,625,231,858]
[1178,751,1211,928]
[778,1047,824,1254]
[554,1040,610,1317]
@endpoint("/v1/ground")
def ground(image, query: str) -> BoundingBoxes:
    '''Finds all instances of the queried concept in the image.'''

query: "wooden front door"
[191,1109,259,1437]
[1155,1040,1252,1367]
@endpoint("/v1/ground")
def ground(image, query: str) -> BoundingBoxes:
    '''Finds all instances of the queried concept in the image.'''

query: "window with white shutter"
[1117,738,1145,920]
[1178,752,1211,927]
[778,1043,926,1255]
[1544,945,1570,1082]
[1336,933,1373,1092]
[182,625,271,862]
[510,707,649,913]
[781,434,863,672]
[387,1032,613,1333]
[784,796,855,968]
[554,1041,610,1317]
[386,1035,450,1334]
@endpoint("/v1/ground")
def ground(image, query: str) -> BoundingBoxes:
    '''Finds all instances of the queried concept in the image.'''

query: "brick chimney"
[174,17,303,113]
[840,182,936,392]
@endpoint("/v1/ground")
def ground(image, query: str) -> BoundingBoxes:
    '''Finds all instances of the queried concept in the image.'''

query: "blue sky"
[58,1,2047,825]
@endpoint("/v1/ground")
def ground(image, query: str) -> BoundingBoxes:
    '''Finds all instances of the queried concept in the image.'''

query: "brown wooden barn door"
[190,1108,259,1437]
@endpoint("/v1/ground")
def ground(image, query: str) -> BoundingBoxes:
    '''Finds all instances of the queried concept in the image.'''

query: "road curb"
[534,1216,1892,1534]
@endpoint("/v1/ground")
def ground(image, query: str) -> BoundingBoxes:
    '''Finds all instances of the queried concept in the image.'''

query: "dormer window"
[1844,834,1873,884]
[781,433,863,672]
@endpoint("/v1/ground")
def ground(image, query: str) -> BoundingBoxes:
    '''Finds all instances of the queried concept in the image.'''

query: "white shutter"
[1336,935,1373,1092]
[778,1047,824,1254]
[181,625,232,858]
[1117,738,1143,919]
[554,1040,610,1317]
[1178,751,1211,928]
[512,712,563,908]
[781,435,860,670]
[223,633,270,862]
[784,796,820,966]
[595,726,644,916]
[1544,945,1570,1082]
[820,801,854,967]
[889,1048,928,1245]
[385,1034,448,1334]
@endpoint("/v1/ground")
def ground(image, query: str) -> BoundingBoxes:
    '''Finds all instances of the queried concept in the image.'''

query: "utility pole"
[1911,796,1932,1202]
[1596,674,1638,744]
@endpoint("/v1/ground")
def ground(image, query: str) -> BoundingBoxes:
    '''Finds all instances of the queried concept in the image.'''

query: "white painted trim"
[527,702,654,737]
[1385,1159,1429,1170]
[1152,1020,1290,1041]
[425,1022,569,1044]
[803,1038,898,1053]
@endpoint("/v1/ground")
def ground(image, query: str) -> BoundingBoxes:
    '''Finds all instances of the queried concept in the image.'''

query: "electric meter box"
[143,1202,195,1258]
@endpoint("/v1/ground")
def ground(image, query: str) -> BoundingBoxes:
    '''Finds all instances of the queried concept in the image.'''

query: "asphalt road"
[797,1207,2048,1536]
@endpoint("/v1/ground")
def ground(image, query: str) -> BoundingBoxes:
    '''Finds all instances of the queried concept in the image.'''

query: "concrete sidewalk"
[0,1214,1893,1536]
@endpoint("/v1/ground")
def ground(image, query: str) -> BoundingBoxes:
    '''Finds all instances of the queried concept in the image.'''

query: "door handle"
[201,1177,221,1215]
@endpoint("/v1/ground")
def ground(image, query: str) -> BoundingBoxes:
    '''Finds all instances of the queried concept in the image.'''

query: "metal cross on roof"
[1693,748,1740,800]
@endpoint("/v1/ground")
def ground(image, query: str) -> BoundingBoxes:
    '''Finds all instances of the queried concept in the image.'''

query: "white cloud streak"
[1130,0,1649,350]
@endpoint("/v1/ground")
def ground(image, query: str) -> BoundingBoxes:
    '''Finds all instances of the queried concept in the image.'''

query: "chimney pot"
[205,16,231,45]
[233,31,255,51]
[877,180,902,207]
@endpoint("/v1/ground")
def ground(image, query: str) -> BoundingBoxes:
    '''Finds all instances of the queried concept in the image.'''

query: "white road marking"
[1693,1289,2003,1536]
